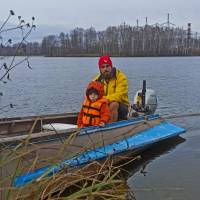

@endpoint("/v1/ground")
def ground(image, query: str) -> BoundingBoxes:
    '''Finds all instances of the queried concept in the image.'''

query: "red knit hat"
[98,55,112,68]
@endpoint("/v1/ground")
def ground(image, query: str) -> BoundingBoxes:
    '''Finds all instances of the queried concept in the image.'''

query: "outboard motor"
[131,80,157,116]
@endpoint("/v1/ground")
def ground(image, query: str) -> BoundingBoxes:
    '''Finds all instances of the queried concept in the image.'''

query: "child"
[77,81,110,128]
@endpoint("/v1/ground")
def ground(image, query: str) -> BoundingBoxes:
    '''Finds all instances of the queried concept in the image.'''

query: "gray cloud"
[1,0,200,34]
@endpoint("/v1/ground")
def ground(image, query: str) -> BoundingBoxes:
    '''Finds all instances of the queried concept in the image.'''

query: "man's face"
[99,64,112,79]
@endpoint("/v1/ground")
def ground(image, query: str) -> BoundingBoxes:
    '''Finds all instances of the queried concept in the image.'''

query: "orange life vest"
[82,98,107,126]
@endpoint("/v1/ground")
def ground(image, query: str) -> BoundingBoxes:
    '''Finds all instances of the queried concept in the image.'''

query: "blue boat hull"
[13,115,185,187]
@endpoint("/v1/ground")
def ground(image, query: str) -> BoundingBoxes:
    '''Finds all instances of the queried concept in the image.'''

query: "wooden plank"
[0,112,78,122]
[0,113,78,135]
[0,128,79,143]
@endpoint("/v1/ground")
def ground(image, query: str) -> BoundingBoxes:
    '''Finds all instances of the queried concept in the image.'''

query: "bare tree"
[84,27,97,54]
[0,10,36,113]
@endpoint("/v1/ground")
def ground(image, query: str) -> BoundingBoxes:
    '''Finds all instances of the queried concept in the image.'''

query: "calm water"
[1,56,200,199]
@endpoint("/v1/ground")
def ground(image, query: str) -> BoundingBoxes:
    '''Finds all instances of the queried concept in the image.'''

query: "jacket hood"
[86,81,104,99]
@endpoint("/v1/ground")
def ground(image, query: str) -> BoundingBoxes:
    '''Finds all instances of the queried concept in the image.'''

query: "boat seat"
[42,123,77,131]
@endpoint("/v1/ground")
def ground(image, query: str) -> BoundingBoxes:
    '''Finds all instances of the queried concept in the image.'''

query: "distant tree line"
[1,23,200,57]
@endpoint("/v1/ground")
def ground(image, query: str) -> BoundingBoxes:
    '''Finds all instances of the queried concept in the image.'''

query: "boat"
[0,113,185,187]
[0,81,186,188]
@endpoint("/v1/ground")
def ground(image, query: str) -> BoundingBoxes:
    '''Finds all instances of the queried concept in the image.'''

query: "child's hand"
[99,122,105,127]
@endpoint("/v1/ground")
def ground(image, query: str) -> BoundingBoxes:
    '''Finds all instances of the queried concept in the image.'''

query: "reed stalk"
[0,130,137,199]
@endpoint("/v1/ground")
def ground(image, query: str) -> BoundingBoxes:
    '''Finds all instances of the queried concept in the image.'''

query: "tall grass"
[0,133,138,200]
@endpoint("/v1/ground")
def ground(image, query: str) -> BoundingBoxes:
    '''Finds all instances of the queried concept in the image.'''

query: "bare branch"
[0,10,35,114]
[0,10,14,32]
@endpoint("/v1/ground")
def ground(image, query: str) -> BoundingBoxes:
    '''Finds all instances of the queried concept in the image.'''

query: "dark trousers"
[118,103,128,120]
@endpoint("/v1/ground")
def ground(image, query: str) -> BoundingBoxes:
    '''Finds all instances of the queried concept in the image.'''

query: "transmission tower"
[161,13,175,28]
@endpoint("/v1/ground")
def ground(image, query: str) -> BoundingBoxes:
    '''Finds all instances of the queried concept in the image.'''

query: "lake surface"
[1,56,200,199]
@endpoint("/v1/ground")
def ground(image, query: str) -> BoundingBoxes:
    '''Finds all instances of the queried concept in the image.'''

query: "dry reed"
[0,132,138,200]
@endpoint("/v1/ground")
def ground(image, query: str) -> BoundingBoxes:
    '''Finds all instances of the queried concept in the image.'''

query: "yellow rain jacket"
[94,67,129,106]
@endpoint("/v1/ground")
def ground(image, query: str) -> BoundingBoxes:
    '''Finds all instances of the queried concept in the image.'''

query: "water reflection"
[124,136,186,178]
[122,136,186,199]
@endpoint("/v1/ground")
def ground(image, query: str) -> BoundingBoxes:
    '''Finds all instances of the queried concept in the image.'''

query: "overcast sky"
[1,0,200,35]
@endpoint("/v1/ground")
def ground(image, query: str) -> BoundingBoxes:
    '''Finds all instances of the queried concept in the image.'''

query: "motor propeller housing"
[130,80,157,116]
[132,89,157,114]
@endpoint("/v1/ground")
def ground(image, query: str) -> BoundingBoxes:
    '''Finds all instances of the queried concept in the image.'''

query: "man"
[94,55,129,122]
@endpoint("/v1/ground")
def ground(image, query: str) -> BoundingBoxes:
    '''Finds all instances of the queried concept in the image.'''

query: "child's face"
[89,92,99,102]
